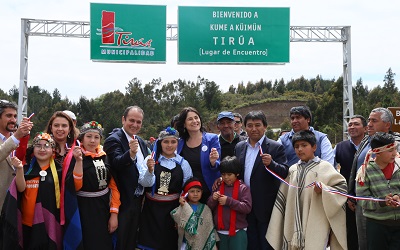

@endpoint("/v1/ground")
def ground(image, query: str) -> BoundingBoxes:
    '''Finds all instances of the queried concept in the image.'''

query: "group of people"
[0,98,399,250]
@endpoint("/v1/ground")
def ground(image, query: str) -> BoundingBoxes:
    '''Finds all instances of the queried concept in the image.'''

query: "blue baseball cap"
[217,111,234,121]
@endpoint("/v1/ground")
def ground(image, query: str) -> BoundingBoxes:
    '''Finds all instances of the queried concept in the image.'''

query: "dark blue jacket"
[235,137,288,224]
[103,128,149,208]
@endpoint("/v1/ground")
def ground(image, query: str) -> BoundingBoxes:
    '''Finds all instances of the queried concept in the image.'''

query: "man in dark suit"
[334,115,367,250]
[235,110,288,250]
[103,106,150,250]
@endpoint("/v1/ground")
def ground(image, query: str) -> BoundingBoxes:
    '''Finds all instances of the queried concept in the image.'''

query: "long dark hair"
[175,107,205,140]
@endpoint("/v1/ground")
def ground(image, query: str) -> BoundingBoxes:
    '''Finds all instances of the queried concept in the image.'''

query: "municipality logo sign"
[96,10,155,56]
[90,3,166,63]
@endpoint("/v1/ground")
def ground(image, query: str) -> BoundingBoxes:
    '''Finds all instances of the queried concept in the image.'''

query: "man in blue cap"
[217,111,246,160]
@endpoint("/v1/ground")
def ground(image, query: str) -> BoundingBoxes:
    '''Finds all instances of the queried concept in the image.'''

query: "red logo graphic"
[101,11,115,44]
[97,10,153,48]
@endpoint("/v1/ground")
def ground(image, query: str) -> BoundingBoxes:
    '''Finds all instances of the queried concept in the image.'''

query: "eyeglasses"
[34,143,52,150]
[234,121,241,124]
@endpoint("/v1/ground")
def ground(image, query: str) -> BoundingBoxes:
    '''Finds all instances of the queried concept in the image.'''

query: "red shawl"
[217,179,239,236]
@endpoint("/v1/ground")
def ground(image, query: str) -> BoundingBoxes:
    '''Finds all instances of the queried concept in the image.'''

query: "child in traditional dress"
[72,121,120,250]
[137,127,193,250]
[1,133,63,249]
[266,130,348,250]
[171,177,219,250]
[207,156,252,250]
[356,132,400,249]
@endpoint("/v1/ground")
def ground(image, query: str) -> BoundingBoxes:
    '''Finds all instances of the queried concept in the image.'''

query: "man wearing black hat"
[278,105,334,167]
[217,111,246,160]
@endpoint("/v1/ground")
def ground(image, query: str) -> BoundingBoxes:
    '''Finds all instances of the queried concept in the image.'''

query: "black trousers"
[116,196,143,250]
[366,218,400,250]
[346,206,359,250]
[246,212,273,250]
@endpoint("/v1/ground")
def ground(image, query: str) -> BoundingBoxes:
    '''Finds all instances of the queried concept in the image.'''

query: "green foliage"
[8,85,19,101]
[383,68,397,92]
[353,78,371,117]
[274,78,286,94]
[202,78,222,111]
[95,91,125,135]
[313,77,343,131]
[266,126,276,140]
[0,88,10,100]
[280,118,291,131]
[1,68,397,144]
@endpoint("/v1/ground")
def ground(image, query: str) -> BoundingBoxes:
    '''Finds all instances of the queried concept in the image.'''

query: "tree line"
[0,68,397,143]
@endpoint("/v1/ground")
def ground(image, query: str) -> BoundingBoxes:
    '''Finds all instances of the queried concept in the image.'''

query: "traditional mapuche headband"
[79,121,104,137]
[182,180,202,196]
[158,126,179,140]
[32,132,56,148]
[356,142,397,185]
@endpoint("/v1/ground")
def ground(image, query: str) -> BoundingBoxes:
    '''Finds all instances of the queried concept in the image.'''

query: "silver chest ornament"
[158,171,172,195]
[93,159,108,189]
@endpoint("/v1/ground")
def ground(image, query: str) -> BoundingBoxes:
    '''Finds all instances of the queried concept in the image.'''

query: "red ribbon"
[60,140,76,225]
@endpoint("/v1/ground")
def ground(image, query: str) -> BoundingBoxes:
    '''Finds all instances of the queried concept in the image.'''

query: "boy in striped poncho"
[266,130,347,250]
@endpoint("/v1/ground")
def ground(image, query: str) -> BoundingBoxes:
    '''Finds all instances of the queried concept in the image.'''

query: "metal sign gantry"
[19,19,352,139]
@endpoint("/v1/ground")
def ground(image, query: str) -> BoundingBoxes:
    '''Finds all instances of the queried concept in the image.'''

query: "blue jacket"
[177,132,221,192]
[279,127,334,167]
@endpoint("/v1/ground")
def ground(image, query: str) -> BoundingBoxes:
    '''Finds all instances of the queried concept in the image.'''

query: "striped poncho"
[266,159,348,250]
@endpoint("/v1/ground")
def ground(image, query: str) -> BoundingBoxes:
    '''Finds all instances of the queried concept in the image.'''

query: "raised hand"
[209,147,219,166]
[13,117,33,139]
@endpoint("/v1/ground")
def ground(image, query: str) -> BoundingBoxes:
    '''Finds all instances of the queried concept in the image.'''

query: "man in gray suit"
[0,100,33,211]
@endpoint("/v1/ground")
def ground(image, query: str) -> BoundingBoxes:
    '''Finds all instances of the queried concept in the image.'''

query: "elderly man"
[103,106,151,250]
[334,115,367,250]
[235,110,288,249]
[217,111,246,160]
[348,107,400,249]
[278,105,334,167]
[0,100,33,211]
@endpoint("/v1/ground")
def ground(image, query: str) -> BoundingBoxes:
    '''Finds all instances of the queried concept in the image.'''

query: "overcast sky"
[1,0,399,101]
